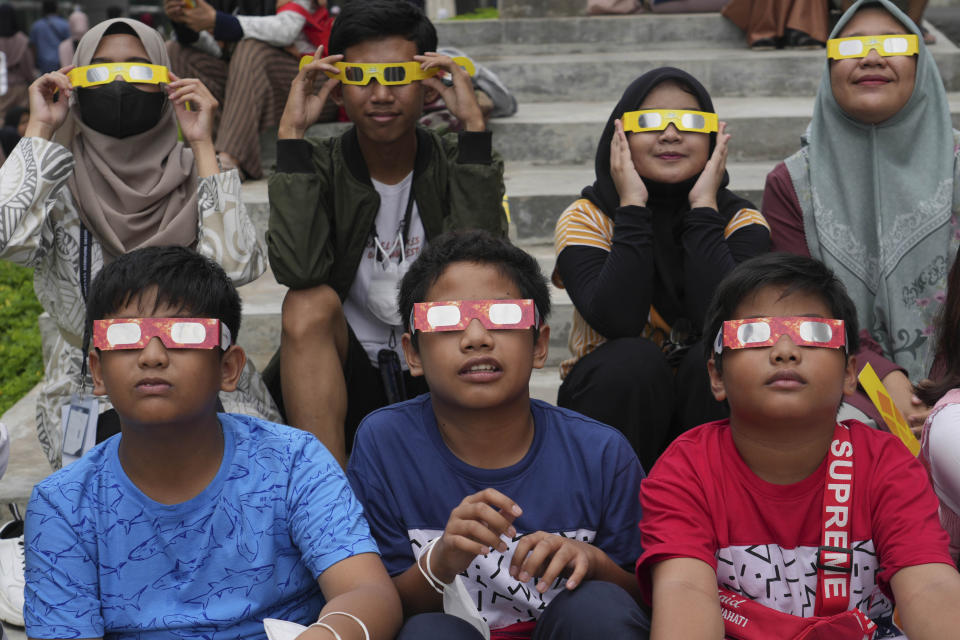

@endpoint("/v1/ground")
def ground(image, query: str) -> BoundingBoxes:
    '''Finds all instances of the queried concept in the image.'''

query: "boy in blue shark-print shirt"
[23,246,401,640]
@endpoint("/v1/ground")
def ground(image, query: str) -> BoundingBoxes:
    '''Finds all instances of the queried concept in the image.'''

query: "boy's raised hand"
[508,531,599,592]
[429,488,522,584]
[688,121,730,211]
[417,52,485,132]
[279,46,342,139]
[25,66,75,140]
[610,118,648,208]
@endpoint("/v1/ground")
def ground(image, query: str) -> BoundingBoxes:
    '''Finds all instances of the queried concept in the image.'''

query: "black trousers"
[557,337,726,471]
[396,581,650,640]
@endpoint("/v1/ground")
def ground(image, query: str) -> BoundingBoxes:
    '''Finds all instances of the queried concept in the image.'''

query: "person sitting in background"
[0,17,278,471]
[57,8,89,69]
[0,4,34,122]
[553,67,769,471]
[28,0,68,73]
[165,0,336,179]
[722,0,829,49]
[266,0,505,467]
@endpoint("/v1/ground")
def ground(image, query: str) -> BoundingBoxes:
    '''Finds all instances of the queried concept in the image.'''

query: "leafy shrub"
[0,261,43,416]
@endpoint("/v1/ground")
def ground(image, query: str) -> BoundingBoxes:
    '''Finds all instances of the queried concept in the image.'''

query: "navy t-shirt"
[347,395,644,630]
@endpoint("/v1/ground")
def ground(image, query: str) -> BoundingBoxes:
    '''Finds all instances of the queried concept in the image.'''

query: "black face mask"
[76,82,165,139]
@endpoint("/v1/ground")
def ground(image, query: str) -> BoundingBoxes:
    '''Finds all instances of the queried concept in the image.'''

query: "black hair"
[41,0,58,16]
[328,0,437,57]
[0,4,20,37]
[398,230,551,348]
[703,252,860,372]
[102,20,138,38]
[85,246,242,344]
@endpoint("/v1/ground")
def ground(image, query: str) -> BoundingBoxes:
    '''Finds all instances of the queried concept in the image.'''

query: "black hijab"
[581,67,748,330]
[582,66,720,214]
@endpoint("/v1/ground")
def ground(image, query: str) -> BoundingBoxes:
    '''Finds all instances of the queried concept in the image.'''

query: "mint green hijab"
[785,0,959,380]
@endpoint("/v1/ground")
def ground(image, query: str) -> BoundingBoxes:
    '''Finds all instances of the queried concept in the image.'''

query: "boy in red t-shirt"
[638,252,960,640]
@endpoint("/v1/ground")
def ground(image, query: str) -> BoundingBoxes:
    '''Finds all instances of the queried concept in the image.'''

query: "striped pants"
[166,39,336,179]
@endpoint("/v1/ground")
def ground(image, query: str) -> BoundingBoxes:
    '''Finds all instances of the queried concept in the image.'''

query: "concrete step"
[475,41,960,102]
[267,91,960,170]
[435,13,745,52]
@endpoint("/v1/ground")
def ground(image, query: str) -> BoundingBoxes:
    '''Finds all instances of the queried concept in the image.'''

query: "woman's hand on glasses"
[25,65,75,140]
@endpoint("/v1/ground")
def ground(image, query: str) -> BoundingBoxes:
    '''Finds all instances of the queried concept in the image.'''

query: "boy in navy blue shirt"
[347,230,649,639]
[23,246,401,640]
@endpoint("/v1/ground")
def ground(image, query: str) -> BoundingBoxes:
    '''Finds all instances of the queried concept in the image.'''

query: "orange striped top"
[553,199,769,378]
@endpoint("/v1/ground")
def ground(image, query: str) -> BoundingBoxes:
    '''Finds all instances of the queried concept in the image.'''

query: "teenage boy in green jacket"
[266,0,506,467]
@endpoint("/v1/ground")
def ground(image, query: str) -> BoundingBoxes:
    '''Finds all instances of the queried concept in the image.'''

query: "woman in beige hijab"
[0,18,279,470]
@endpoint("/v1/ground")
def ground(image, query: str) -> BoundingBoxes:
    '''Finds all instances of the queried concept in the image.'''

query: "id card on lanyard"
[719,424,876,640]
[62,225,99,465]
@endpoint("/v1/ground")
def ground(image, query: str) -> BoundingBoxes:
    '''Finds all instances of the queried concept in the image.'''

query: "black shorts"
[262,324,429,453]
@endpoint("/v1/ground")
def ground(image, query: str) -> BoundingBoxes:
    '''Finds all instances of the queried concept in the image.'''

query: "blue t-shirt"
[29,15,69,73]
[24,413,379,639]
[347,395,644,631]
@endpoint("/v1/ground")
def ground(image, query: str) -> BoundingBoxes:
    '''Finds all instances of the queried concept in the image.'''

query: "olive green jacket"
[267,126,507,295]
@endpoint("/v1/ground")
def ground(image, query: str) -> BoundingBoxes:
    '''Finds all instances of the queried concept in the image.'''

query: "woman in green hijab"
[763,0,956,430]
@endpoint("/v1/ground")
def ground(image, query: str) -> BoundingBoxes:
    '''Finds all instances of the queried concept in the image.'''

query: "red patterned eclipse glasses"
[411,299,542,333]
[93,317,232,351]
[714,317,845,354]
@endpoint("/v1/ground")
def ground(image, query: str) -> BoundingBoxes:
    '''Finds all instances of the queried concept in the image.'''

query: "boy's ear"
[707,356,727,402]
[88,349,108,397]
[219,345,246,393]
[532,325,550,370]
[331,81,343,107]
[842,352,858,396]
[401,332,423,377]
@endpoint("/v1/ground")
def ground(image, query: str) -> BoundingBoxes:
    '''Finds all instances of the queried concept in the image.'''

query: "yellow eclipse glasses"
[68,63,170,88]
[827,34,919,60]
[621,109,718,134]
[299,56,476,85]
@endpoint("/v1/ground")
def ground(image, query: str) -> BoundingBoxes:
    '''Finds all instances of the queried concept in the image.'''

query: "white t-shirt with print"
[343,172,425,367]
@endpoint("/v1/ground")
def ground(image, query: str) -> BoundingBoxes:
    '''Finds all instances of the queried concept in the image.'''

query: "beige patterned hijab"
[67,18,198,260]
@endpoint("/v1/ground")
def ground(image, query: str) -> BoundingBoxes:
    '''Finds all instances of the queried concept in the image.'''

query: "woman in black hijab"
[553,67,770,469]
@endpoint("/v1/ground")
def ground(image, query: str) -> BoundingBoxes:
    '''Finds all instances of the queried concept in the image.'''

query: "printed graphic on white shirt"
[408,527,597,630]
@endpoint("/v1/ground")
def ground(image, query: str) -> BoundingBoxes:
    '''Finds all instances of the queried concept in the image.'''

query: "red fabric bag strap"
[815,423,854,617]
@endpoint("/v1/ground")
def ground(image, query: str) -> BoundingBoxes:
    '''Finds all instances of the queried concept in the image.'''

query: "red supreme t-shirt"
[637,419,951,636]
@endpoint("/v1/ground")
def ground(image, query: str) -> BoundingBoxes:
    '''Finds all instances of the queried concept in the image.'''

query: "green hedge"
[0,261,43,416]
